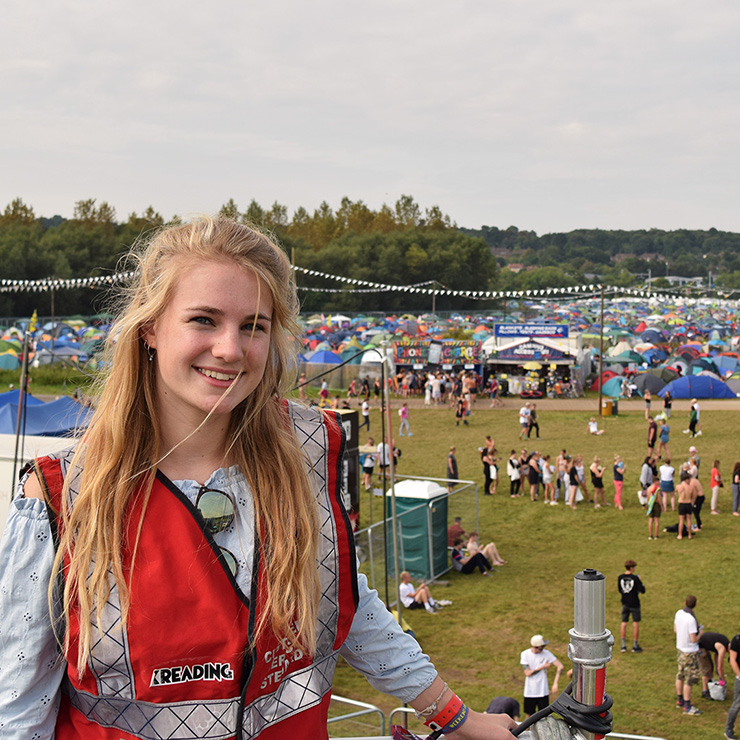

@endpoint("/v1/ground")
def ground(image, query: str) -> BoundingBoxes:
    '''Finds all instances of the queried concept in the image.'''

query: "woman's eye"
[192,316,213,326]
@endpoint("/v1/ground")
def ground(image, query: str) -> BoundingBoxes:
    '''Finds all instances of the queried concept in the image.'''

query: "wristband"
[442,702,469,734]
[424,693,463,729]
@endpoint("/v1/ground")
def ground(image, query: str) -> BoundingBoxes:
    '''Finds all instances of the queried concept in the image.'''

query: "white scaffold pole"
[569,568,614,740]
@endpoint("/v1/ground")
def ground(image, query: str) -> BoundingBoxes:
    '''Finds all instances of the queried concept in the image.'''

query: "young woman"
[507,449,521,497]
[657,417,670,460]
[568,457,579,510]
[732,461,740,516]
[646,481,662,539]
[590,456,606,509]
[613,454,625,511]
[0,218,515,740]
[466,531,506,566]
[541,454,554,504]
[710,459,722,514]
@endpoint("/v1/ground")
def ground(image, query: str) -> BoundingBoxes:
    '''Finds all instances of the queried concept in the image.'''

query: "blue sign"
[495,323,569,339]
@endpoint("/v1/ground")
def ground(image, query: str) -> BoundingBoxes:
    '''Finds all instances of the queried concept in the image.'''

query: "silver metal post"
[568,568,614,740]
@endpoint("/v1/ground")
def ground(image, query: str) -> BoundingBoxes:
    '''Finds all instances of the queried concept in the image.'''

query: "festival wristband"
[424,693,463,729]
[441,703,469,734]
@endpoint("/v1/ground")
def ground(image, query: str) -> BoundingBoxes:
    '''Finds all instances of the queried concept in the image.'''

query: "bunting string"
[0,265,734,304]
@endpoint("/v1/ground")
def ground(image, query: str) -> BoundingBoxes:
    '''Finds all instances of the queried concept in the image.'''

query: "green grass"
[329,403,738,740]
[0,365,100,396]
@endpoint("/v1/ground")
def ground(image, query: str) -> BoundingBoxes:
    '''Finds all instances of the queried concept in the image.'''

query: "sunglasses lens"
[197,489,234,534]
[219,547,238,577]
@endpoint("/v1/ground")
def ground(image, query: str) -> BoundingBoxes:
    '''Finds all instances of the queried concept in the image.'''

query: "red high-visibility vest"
[37,404,357,740]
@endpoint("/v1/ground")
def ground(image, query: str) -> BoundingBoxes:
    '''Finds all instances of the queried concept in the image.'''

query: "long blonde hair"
[51,216,320,675]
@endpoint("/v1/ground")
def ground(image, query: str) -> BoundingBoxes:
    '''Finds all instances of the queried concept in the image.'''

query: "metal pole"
[569,568,614,740]
[597,285,604,416]
[381,341,402,620]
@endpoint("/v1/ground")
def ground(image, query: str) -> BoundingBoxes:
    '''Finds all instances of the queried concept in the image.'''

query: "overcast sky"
[2,1,739,234]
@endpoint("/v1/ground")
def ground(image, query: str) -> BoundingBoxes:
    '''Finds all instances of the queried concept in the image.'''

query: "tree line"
[0,196,737,318]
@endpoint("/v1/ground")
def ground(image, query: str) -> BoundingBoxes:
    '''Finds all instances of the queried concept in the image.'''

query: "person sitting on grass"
[399,571,440,614]
[588,417,604,435]
[451,536,493,575]
[467,531,506,566]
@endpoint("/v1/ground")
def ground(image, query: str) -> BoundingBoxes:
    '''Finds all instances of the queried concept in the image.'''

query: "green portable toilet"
[385,479,449,580]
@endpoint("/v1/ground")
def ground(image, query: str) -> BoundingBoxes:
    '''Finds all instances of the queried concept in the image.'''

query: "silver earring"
[144,342,155,362]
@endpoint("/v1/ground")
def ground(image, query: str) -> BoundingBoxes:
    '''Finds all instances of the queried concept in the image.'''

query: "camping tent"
[658,375,737,399]
[0,397,93,436]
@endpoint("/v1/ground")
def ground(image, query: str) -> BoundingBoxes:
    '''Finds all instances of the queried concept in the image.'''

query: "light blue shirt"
[0,468,435,739]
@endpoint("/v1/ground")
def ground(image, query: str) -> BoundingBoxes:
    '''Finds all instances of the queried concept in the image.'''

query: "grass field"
[329,401,739,740]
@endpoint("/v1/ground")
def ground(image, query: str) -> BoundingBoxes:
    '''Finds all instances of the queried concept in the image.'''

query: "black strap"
[512,682,614,737]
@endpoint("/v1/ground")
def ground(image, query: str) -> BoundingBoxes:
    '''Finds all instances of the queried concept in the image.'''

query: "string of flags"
[0,272,136,294]
[0,264,732,304]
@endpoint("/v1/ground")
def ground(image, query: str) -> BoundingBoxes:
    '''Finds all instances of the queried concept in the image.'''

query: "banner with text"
[393,340,481,365]
[494,323,569,339]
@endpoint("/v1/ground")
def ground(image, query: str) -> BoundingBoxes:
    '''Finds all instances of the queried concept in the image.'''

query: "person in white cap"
[520,634,564,717]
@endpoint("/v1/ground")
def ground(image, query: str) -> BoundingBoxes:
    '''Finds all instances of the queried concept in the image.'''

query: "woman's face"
[145,258,273,430]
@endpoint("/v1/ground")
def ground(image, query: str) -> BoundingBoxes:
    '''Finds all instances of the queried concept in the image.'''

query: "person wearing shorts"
[676,471,695,540]
[647,482,662,539]
[618,560,645,653]
[674,594,703,714]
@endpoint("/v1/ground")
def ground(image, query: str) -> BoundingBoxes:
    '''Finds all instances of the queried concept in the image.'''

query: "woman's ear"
[141,325,157,350]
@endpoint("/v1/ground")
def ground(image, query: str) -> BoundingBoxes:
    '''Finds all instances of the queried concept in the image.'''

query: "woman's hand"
[445,709,517,739]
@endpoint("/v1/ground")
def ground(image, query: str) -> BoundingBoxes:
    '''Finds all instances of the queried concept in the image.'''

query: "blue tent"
[658,375,737,400]
[0,389,44,407]
[308,350,343,364]
[0,396,93,436]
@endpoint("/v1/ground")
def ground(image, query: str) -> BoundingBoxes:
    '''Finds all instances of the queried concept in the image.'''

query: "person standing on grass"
[567,456,579,510]
[527,403,540,439]
[359,397,370,431]
[647,416,658,456]
[507,450,521,497]
[640,455,655,506]
[520,635,564,718]
[613,454,625,510]
[657,417,670,460]
[644,389,652,419]
[398,402,412,436]
[518,402,531,439]
[556,448,569,502]
[674,594,703,715]
[362,437,376,491]
[646,480,662,539]
[724,631,740,740]
[455,395,468,426]
[590,456,606,509]
[711,459,723,514]
[446,446,459,492]
[688,467,705,531]
[676,471,696,540]
[663,390,672,418]
[541,454,554,504]
[659,458,676,512]
[575,454,591,502]
[618,560,645,653]
[732,461,740,517]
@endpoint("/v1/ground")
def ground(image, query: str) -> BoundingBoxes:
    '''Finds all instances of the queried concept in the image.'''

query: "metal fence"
[353,474,479,604]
